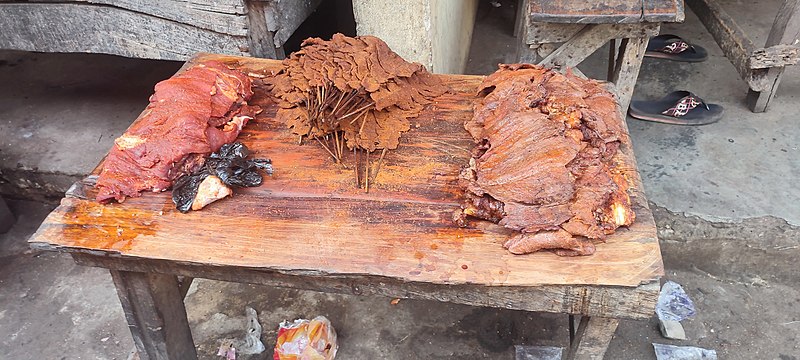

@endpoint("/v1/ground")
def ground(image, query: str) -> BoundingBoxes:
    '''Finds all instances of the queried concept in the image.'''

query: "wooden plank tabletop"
[29,53,663,290]
[527,0,684,24]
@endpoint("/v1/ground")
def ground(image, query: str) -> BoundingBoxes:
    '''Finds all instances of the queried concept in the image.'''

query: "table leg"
[610,36,651,113]
[746,0,800,112]
[565,316,620,360]
[111,270,198,360]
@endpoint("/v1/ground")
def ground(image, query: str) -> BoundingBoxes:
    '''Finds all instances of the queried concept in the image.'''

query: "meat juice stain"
[64,199,157,252]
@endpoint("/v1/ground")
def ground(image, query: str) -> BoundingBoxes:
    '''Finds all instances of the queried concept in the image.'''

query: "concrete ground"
[1,0,799,359]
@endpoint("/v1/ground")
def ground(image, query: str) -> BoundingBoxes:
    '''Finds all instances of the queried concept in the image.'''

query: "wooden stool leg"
[746,0,800,112]
[611,36,651,113]
[565,316,620,360]
[111,270,198,360]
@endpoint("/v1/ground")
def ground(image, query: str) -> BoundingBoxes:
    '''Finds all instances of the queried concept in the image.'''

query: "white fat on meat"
[192,175,232,210]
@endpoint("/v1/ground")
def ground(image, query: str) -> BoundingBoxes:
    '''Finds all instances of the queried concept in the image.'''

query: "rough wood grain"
[749,44,800,69]
[246,0,282,59]
[565,316,620,360]
[264,0,322,49]
[111,271,197,360]
[0,3,249,60]
[686,0,776,92]
[611,36,652,112]
[747,0,800,112]
[0,1,320,61]
[75,254,661,319]
[525,22,585,45]
[527,0,682,24]
[538,24,659,69]
[29,54,663,317]
[27,0,249,35]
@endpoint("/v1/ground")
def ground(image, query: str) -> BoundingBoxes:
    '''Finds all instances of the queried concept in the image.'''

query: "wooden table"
[29,54,664,360]
[515,0,684,112]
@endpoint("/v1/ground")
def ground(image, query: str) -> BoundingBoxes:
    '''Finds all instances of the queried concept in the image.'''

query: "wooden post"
[565,316,620,360]
[246,0,284,59]
[611,36,652,113]
[111,271,198,360]
[746,0,800,112]
[0,195,14,234]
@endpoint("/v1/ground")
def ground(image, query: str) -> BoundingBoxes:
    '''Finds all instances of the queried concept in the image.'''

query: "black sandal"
[629,91,723,125]
[645,34,708,62]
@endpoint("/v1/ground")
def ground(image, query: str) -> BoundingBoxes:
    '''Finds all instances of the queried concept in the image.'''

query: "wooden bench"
[0,0,321,60]
[687,0,800,112]
[29,54,664,360]
[515,0,684,112]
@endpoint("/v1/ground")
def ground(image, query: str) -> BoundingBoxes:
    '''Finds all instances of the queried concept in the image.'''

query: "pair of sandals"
[628,35,724,125]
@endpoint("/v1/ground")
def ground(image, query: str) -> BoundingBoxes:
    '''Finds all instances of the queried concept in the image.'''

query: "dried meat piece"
[458,64,635,256]
[96,61,260,202]
[262,34,447,155]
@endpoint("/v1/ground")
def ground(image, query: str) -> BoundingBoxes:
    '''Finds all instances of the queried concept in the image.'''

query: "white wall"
[352,0,478,74]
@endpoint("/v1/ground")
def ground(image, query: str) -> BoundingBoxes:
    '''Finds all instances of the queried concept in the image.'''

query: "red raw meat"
[96,61,259,202]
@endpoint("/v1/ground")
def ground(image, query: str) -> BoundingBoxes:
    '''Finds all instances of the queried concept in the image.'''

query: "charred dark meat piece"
[459,64,635,256]
[96,61,260,203]
[172,142,273,212]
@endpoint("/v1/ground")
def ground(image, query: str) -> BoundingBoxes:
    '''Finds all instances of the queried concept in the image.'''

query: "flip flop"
[629,91,723,125]
[645,34,708,62]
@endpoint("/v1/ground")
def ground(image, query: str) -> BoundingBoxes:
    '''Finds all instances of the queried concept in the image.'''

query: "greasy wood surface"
[29,54,663,290]
[527,0,683,24]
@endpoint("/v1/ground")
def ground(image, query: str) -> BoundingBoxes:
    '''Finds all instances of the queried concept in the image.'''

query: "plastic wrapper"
[653,343,717,360]
[172,142,273,212]
[273,316,337,360]
[656,281,696,322]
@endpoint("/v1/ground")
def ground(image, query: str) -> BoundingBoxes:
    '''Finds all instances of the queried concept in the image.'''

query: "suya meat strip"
[458,64,635,256]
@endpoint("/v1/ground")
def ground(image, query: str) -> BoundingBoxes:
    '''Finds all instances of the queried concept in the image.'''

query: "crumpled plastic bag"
[172,142,273,212]
[653,343,717,360]
[656,280,696,322]
[273,316,337,360]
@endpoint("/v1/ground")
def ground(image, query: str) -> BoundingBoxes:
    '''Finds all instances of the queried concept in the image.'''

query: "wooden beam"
[747,0,800,112]
[539,23,658,69]
[565,316,620,360]
[749,43,800,68]
[686,0,772,90]
[245,0,282,59]
[0,3,250,61]
[79,254,661,320]
[111,271,197,360]
[177,277,194,299]
[611,36,652,113]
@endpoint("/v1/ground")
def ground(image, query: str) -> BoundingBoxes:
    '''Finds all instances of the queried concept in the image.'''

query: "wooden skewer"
[340,102,374,120]
[365,149,370,193]
[349,108,370,124]
[371,148,387,185]
[354,147,360,188]
[315,136,337,162]
[358,111,370,135]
